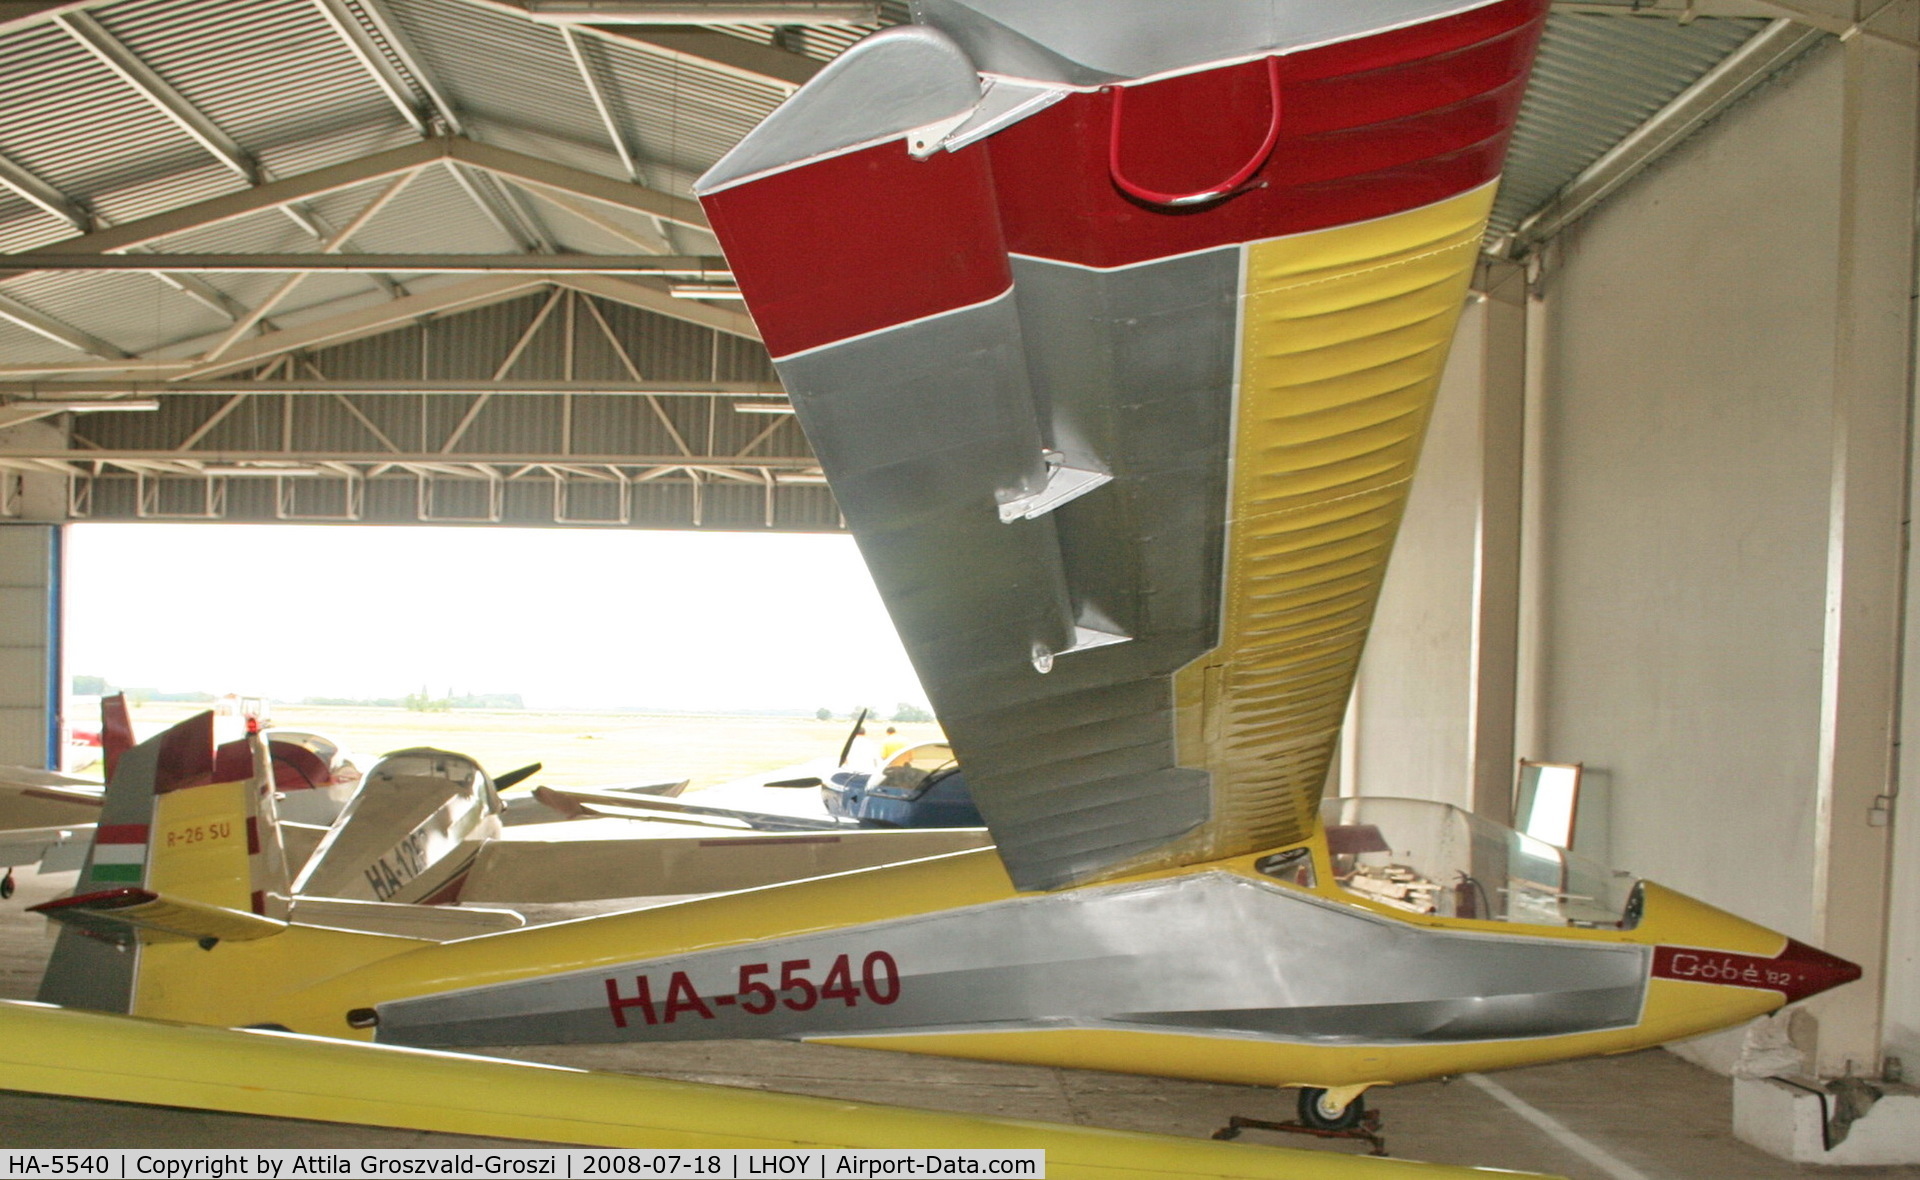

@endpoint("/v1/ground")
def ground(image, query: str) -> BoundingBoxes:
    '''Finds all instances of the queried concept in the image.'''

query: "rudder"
[35,710,292,1012]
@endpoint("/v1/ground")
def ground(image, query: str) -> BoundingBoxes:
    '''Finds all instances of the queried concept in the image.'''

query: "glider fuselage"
[124,802,1851,1097]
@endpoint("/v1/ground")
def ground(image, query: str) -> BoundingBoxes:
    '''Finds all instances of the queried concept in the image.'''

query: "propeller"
[494,762,543,792]
[836,709,869,769]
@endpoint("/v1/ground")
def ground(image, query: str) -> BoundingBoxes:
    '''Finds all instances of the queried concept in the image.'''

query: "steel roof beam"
[0,149,92,232]
[449,138,708,230]
[516,184,672,253]
[53,11,262,185]
[1552,0,1789,14]
[0,291,129,358]
[0,448,819,467]
[4,253,732,274]
[201,171,419,364]
[144,270,244,323]
[1505,18,1827,257]
[6,138,700,271]
[353,0,467,135]
[0,380,782,396]
[561,26,641,179]
[11,140,445,259]
[605,27,822,90]
[521,1,874,23]
[556,273,758,339]
[54,11,387,245]
[310,0,430,136]
[176,275,549,379]
[494,173,562,253]
[1553,0,1917,47]
[1757,0,1920,48]
[444,161,551,253]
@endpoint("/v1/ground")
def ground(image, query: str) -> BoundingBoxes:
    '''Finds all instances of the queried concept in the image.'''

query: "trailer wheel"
[1297,1087,1365,1131]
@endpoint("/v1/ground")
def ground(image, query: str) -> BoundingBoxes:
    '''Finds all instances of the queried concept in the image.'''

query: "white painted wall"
[1347,300,1485,807]
[0,524,58,767]
[1533,44,1841,941]
[1353,41,1920,1068]
[0,420,71,523]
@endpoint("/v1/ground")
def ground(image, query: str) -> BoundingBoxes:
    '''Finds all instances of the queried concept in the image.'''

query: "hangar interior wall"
[0,524,58,768]
[1537,37,1839,956]
[1343,302,1484,812]
[1351,39,1920,1077]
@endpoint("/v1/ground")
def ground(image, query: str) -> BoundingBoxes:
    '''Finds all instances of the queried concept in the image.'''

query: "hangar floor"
[4,865,1917,1179]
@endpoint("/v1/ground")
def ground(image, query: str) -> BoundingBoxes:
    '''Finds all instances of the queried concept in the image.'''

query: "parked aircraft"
[31,711,1862,1133]
[0,768,101,896]
[294,739,987,908]
[28,0,1860,1139]
[820,741,984,828]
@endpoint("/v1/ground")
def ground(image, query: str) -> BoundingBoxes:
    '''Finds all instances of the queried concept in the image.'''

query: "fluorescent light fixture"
[669,284,745,300]
[14,398,161,413]
[774,471,830,484]
[523,1,877,24]
[733,402,794,414]
[201,463,326,477]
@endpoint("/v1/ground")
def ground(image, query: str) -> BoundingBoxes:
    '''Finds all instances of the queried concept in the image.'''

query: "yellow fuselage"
[130,831,1803,1096]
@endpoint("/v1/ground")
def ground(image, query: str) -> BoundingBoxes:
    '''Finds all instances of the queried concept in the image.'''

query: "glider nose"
[1640,882,1862,1005]
[1766,938,1863,1003]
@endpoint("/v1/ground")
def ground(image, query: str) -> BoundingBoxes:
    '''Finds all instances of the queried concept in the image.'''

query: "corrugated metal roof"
[92,0,413,170]
[0,2,1797,346]
[0,18,243,234]
[1490,13,1775,239]
[0,0,1823,532]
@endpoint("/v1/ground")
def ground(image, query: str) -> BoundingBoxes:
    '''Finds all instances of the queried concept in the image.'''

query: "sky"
[63,523,928,715]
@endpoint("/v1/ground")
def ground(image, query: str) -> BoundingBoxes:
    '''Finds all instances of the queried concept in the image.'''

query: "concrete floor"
[4,864,1918,1179]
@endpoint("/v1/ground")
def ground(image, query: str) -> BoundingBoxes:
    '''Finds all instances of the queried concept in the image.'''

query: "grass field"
[112,702,947,793]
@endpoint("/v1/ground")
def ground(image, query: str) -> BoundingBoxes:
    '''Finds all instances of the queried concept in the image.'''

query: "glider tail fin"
[35,710,292,1012]
[100,691,133,782]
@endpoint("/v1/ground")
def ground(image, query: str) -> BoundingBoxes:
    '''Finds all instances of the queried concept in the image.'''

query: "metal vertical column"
[1809,0,1919,1079]
[1470,261,1529,827]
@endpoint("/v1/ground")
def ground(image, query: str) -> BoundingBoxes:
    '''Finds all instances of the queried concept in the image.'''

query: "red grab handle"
[1108,56,1284,208]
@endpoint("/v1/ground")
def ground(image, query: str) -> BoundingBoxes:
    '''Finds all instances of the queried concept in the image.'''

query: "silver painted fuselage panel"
[374,873,1648,1050]
[910,0,1506,85]
[772,249,1241,892]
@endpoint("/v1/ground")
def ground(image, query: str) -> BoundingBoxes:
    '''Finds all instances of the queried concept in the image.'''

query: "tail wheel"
[1297,1086,1365,1131]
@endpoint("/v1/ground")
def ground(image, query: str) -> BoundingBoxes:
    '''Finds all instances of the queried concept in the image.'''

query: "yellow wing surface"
[0,1000,1558,1178]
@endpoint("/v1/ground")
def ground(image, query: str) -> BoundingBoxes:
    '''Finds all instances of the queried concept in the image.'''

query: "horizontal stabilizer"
[0,824,84,870]
[289,895,525,940]
[32,887,286,946]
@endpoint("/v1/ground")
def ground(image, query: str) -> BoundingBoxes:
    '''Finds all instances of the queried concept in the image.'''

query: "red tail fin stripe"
[246,816,260,855]
[30,887,158,914]
[153,712,217,795]
[101,694,133,782]
[250,889,266,915]
[96,824,150,844]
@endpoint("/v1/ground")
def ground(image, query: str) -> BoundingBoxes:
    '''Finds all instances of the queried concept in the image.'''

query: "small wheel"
[1297,1087,1365,1131]
[1,868,13,900]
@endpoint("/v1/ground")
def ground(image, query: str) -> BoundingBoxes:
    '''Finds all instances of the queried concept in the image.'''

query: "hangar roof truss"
[0,0,1841,527]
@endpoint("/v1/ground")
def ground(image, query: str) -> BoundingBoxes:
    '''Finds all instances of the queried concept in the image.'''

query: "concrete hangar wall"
[1345,30,1920,1118]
